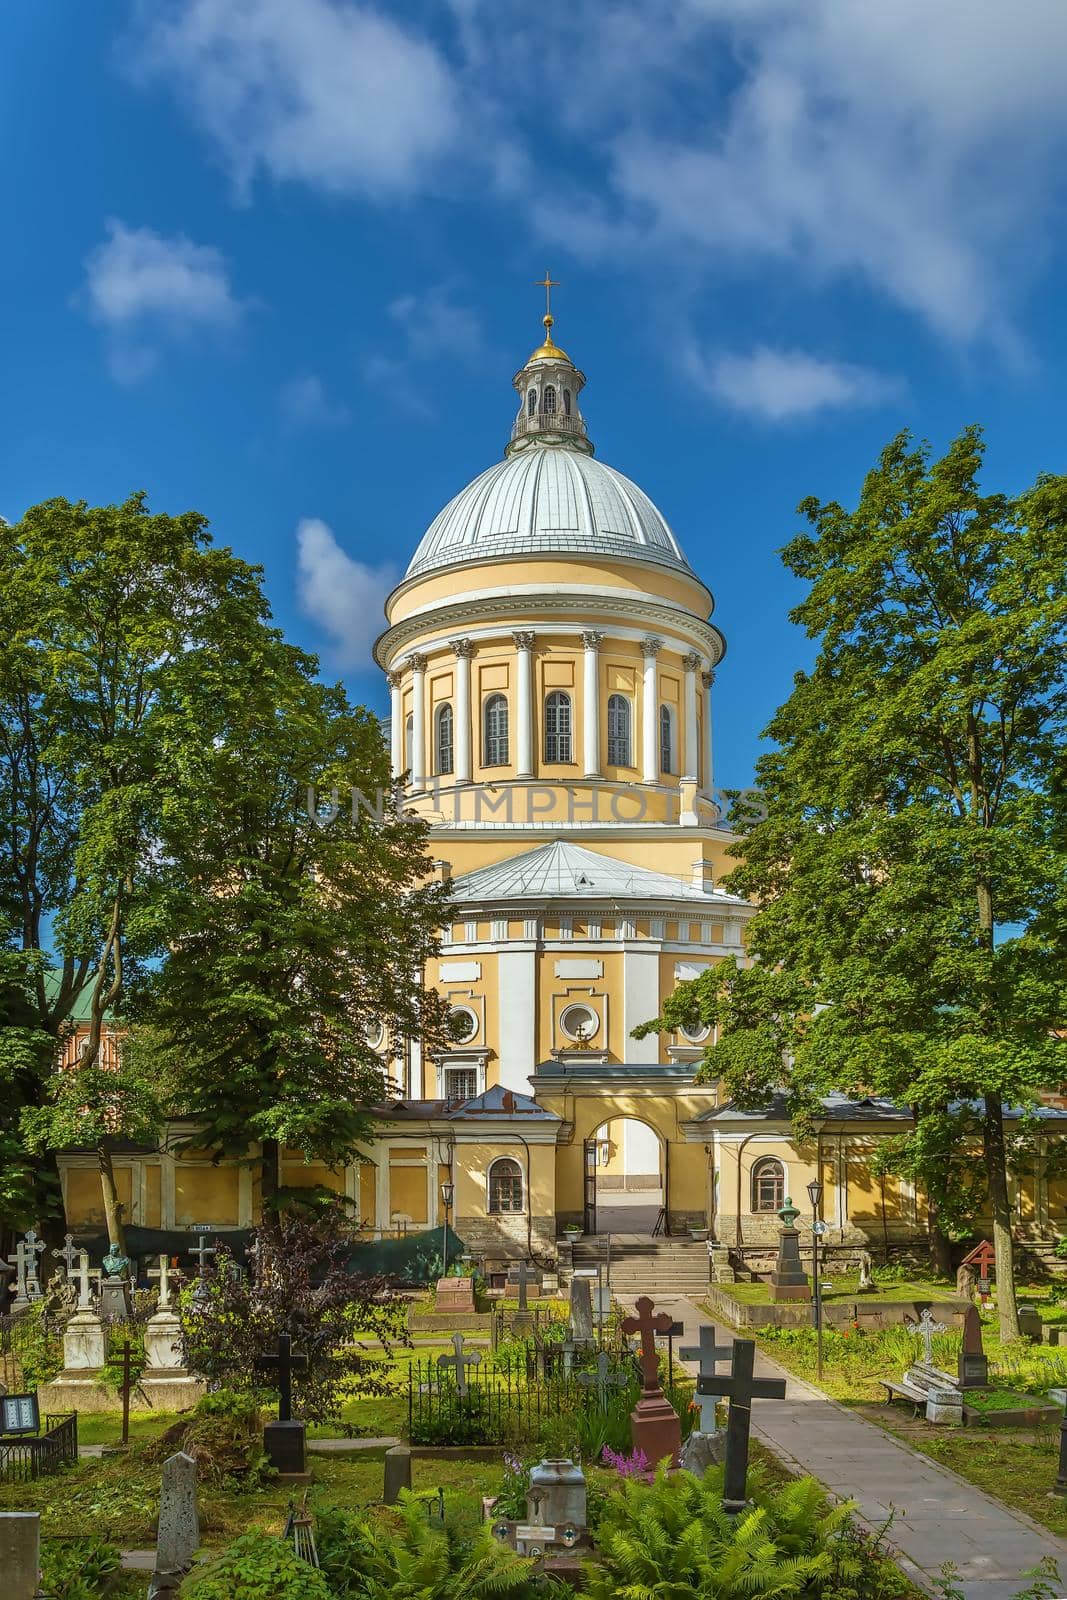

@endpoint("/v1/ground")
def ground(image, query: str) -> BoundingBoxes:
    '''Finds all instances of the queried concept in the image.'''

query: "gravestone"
[856,1250,876,1293]
[568,1275,594,1345]
[620,1295,681,1468]
[679,1324,732,1476]
[438,1331,481,1396]
[769,1198,811,1303]
[142,1259,206,1409]
[576,1350,627,1412]
[435,1276,476,1314]
[1018,1304,1044,1344]
[906,1308,947,1373]
[256,1333,309,1478]
[384,1444,412,1505]
[956,1263,979,1303]
[53,1233,81,1281]
[149,1451,199,1597]
[508,1260,539,1335]
[0,1512,40,1600]
[698,1337,786,1513]
[957,1305,989,1389]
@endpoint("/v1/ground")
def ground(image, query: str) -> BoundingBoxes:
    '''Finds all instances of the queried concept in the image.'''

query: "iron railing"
[0,1413,78,1483]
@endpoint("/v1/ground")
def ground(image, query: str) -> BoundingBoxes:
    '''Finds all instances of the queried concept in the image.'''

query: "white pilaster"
[410,653,426,790]
[623,945,661,1063]
[496,948,537,1091]
[582,630,603,777]
[450,638,473,783]
[702,668,715,797]
[514,631,536,777]
[388,673,403,779]
[682,651,701,784]
[641,637,661,784]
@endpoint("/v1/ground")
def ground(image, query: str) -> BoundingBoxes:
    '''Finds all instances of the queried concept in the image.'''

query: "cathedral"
[56,304,1067,1271]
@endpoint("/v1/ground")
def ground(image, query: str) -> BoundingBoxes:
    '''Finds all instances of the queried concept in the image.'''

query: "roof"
[699,1091,1067,1125]
[405,445,694,580]
[449,839,749,907]
[376,1086,559,1122]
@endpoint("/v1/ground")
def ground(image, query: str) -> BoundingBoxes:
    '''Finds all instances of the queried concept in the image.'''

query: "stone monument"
[142,1256,205,1410]
[435,1275,477,1314]
[620,1295,681,1469]
[957,1305,989,1390]
[491,1457,590,1579]
[148,1451,200,1598]
[256,1333,309,1479]
[37,1250,111,1413]
[856,1250,876,1293]
[769,1197,811,1303]
[568,1274,594,1346]
[0,1511,40,1600]
[697,1337,786,1513]
[98,1242,132,1321]
[679,1324,732,1476]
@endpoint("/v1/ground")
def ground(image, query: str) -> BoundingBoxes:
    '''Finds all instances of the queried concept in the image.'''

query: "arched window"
[659,704,674,775]
[435,703,454,776]
[483,693,509,766]
[527,387,537,416]
[545,690,572,763]
[488,1157,524,1214]
[751,1158,785,1213]
[607,693,632,766]
[563,388,572,416]
[404,713,413,773]
[543,385,556,414]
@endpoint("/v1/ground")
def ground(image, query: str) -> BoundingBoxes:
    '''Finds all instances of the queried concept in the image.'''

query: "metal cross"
[53,1233,81,1277]
[437,1332,481,1397]
[576,1350,627,1412]
[256,1332,308,1423]
[188,1235,216,1275]
[22,1230,46,1298]
[620,1295,674,1395]
[535,271,561,319]
[5,1243,29,1305]
[680,1324,733,1436]
[507,1259,538,1312]
[908,1307,947,1367]
[148,1255,173,1310]
[697,1337,786,1513]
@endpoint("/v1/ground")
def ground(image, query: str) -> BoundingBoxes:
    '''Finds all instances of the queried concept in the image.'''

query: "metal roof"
[377,1086,558,1122]
[405,445,694,579]
[449,839,748,907]
[699,1091,1067,1124]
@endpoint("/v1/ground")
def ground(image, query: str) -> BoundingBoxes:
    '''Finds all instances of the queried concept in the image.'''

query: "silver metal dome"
[405,445,694,579]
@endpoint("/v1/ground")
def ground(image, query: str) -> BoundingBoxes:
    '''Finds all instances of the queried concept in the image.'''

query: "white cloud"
[82,219,244,381]
[296,518,397,668]
[685,345,901,423]
[127,0,460,200]
[280,373,349,429]
[364,283,484,413]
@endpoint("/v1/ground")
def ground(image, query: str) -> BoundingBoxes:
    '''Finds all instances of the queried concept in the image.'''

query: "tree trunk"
[98,1143,128,1261]
[260,1136,281,1229]
[983,1092,1020,1340]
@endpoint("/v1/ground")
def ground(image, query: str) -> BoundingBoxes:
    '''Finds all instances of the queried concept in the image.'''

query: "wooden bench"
[879,1379,926,1416]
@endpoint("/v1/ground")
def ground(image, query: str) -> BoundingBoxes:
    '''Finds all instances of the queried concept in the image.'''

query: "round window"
[450,1006,478,1043]
[679,1022,710,1044]
[560,1003,599,1042]
[363,1021,385,1051]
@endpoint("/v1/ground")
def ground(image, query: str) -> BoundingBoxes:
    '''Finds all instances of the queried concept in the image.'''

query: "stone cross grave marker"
[908,1307,947,1368]
[508,1259,538,1311]
[256,1332,309,1476]
[680,1324,733,1436]
[21,1230,46,1299]
[4,1242,30,1309]
[189,1234,215,1274]
[438,1331,481,1397]
[620,1294,681,1468]
[148,1255,174,1311]
[576,1349,627,1412]
[53,1233,81,1279]
[148,1450,199,1598]
[698,1337,786,1513]
[71,1250,98,1311]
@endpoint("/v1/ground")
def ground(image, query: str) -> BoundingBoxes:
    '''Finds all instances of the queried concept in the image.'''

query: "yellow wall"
[386,555,712,626]
[174,1164,240,1226]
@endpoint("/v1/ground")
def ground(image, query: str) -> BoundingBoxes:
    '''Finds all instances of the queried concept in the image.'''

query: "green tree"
[638,429,1067,1337]
[0,494,268,1247]
[133,626,451,1212]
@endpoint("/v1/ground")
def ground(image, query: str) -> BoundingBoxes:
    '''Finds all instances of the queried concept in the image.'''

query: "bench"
[879,1379,926,1416]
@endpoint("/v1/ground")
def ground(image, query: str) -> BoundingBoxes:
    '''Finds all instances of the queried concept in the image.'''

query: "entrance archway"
[584,1117,665,1234]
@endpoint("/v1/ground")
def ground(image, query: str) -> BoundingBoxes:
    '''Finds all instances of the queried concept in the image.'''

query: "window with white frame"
[544,690,572,763]
[435,702,454,775]
[560,1001,599,1043]
[751,1157,785,1213]
[443,1065,479,1103]
[483,693,509,766]
[659,704,674,774]
[488,1157,524,1213]
[607,694,632,766]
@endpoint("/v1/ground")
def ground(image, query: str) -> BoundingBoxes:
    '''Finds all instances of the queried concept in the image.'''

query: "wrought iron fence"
[407,1357,590,1446]
[0,1413,78,1483]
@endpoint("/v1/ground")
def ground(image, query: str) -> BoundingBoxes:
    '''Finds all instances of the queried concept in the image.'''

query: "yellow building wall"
[144,1164,162,1228]
[386,556,712,625]
[64,1166,134,1228]
[174,1164,240,1226]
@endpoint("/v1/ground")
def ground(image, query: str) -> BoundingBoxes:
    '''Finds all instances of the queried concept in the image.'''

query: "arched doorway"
[584,1117,665,1234]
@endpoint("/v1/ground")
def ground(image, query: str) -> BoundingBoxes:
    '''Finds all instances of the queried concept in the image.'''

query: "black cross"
[507,1259,538,1311]
[697,1337,786,1512]
[255,1333,308,1423]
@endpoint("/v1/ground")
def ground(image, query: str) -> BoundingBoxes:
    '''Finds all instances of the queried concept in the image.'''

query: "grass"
[714,1272,962,1306]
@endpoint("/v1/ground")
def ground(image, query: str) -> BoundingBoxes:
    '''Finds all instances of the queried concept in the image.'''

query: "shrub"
[39,1537,120,1600]
[141,1390,271,1489]
[184,1532,333,1600]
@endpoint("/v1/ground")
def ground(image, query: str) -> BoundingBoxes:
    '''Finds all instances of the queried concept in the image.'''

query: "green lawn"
[714,1272,962,1305]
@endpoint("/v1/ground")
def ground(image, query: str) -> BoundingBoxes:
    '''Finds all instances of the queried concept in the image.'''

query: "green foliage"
[15,1299,64,1390]
[141,1390,272,1489]
[39,1536,120,1599]
[184,1531,333,1600]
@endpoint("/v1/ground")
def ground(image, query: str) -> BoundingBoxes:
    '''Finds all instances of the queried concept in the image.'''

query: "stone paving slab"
[653,1295,1067,1599]
[307,1435,402,1453]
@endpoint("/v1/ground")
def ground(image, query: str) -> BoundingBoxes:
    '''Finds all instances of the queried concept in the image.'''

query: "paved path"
[652,1296,1067,1600]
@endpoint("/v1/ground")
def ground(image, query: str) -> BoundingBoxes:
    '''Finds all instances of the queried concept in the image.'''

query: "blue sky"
[4,1,1067,790]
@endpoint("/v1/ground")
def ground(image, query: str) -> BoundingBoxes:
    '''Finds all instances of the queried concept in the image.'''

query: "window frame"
[751,1157,786,1214]
[544,689,573,764]
[659,703,674,775]
[487,1156,525,1215]
[607,693,632,767]
[483,693,509,767]
[435,702,454,776]
[543,385,556,414]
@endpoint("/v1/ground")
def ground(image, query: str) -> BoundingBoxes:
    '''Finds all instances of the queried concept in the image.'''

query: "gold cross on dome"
[535,271,560,319]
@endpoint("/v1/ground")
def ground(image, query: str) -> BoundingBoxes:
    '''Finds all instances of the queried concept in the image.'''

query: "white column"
[682,651,701,781]
[450,637,473,783]
[388,673,403,779]
[496,947,536,1092]
[582,630,603,777]
[410,653,426,789]
[623,945,661,1064]
[513,630,536,777]
[641,637,661,784]
[702,668,715,797]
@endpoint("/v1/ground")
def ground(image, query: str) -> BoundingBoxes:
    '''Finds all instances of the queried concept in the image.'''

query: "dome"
[405,446,694,579]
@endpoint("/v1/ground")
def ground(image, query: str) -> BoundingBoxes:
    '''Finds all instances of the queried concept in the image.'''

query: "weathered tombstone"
[1018,1304,1044,1344]
[142,1258,205,1409]
[384,1443,412,1505]
[437,1331,481,1396]
[568,1275,594,1345]
[957,1305,989,1390]
[508,1259,540,1335]
[679,1324,731,1475]
[956,1262,979,1303]
[856,1251,876,1293]
[256,1333,309,1477]
[435,1275,476,1314]
[620,1295,681,1469]
[698,1337,786,1513]
[148,1451,199,1598]
[0,1511,40,1600]
[769,1198,811,1303]
[5,1234,45,1312]
[925,1386,963,1425]
[53,1233,81,1281]
[576,1350,627,1412]
[906,1308,947,1373]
